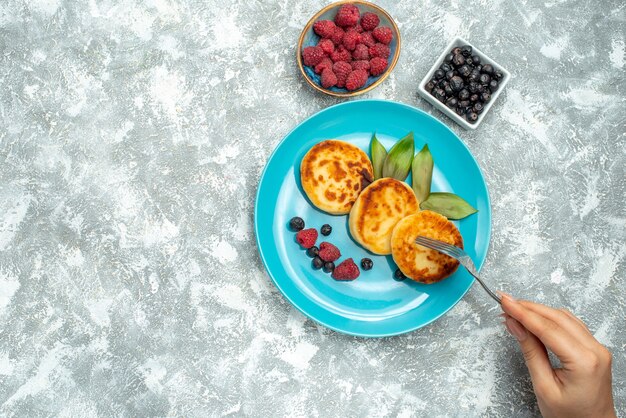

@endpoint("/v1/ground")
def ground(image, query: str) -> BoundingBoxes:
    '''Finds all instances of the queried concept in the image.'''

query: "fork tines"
[414,236,462,259]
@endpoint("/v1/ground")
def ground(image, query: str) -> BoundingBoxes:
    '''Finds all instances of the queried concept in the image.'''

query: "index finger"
[501,294,586,367]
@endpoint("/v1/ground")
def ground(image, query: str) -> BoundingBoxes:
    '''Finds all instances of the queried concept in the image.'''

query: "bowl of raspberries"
[297,1,400,97]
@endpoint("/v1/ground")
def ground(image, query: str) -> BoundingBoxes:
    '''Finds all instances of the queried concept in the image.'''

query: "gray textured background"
[0,0,624,416]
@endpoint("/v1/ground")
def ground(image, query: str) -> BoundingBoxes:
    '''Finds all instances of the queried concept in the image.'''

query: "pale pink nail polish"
[497,291,517,303]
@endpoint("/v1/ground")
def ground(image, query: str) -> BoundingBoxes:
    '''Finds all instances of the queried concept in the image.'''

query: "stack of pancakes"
[301,139,464,284]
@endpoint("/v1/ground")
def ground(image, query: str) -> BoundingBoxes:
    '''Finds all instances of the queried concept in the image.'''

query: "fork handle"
[468,272,501,304]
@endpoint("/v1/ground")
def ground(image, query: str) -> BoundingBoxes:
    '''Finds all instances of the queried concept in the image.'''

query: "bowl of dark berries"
[418,37,510,129]
[297,1,401,97]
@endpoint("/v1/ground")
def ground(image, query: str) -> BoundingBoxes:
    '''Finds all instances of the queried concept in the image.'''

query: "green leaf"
[420,192,478,220]
[370,134,387,180]
[412,144,434,204]
[382,132,414,181]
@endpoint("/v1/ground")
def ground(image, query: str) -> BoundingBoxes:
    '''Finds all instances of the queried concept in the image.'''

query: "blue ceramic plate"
[255,100,491,337]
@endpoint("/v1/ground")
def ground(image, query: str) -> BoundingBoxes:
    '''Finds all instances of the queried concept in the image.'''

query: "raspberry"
[313,20,336,38]
[369,43,390,59]
[333,61,352,87]
[330,45,351,63]
[334,3,360,27]
[345,69,368,91]
[332,258,360,281]
[369,57,388,76]
[342,29,361,51]
[351,60,370,72]
[372,26,393,45]
[320,69,337,88]
[352,23,364,33]
[296,228,318,249]
[318,242,341,262]
[318,38,335,55]
[314,57,333,74]
[360,12,380,31]
[361,31,376,47]
[352,43,369,60]
[330,27,344,45]
[303,46,325,66]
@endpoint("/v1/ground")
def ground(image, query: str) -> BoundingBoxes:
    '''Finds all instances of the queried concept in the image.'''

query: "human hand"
[499,293,616,418]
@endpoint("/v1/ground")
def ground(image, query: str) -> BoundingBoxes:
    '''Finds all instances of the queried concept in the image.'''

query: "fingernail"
[505,316,528,341]
[497,291,517,303]
[503,319,512,334]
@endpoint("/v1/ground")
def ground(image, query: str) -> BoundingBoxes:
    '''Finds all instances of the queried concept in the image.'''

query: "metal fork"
[414,236,501,304]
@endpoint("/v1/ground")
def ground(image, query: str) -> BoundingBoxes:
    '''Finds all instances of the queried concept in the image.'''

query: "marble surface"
[0,0,625,416]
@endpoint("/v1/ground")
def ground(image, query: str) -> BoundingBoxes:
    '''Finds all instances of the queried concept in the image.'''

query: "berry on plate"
[312,257,324,270]
[306,246,319,258]
[360,258,373,270]
[289,217,305,231]
[296,228,318,248]
[332,258,360,280]
[319,242,341,262]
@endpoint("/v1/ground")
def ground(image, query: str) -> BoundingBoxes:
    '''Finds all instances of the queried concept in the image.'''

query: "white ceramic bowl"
[417,36,511,130]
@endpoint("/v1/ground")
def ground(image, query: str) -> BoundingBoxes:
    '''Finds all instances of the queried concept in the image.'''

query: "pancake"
[300,140,374,215]
[390,211,463,284]
[348,178,419,255]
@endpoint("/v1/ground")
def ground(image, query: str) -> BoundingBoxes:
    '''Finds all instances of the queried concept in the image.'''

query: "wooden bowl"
[296,1,401,97]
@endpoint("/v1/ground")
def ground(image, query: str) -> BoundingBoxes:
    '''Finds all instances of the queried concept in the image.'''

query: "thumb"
[504,315,555,387]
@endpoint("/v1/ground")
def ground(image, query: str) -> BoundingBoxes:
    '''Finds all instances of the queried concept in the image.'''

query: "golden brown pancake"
[348,178,419,255]
[300,140,373,215]
[390,211,463,284]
